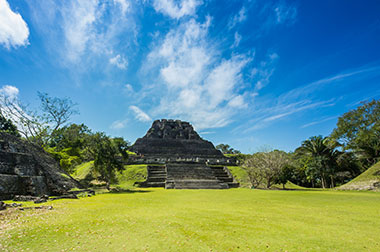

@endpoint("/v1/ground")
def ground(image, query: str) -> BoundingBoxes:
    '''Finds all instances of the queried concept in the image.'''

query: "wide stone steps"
[136,163,239,189]
[135,165,167,187]
[210,166,240,187]
[143,182,166,187]
[168,179,227,189]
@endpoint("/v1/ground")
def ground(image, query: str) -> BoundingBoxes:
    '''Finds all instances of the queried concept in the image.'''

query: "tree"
[49,124,91,150]
[88,133,128,190]
[38,92,79,133]
[296,136,340,188]
[331,99,380,167]
[0,92,43,142]
[0,112,20,136]
[275,165,294,189]
[0,92,78,146]
[216,144,241,154]
[242,150,289,189]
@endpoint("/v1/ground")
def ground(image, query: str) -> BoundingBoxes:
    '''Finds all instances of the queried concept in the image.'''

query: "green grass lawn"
[339,161,380,191]
[1,189,380,251]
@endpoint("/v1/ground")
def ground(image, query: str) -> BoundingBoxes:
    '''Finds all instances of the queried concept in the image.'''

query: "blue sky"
[0,0,380,153]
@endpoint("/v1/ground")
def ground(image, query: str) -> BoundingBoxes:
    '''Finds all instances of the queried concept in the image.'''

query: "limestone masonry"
[0,133,80,200]
[132,119,239,189]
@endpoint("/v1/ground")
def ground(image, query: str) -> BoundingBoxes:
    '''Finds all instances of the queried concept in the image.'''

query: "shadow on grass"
[107,188,153,194]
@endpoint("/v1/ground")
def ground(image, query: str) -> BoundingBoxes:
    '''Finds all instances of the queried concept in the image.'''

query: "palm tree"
[296,136,340,188]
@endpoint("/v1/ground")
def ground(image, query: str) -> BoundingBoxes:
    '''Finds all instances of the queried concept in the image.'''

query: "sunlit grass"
[1,189,380,251]
[340,161,380,190]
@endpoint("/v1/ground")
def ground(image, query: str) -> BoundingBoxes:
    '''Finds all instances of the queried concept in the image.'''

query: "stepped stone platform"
[0,133,80,200]
[132,119,239,189]
[131,119,235,165]
[136,163,239,189]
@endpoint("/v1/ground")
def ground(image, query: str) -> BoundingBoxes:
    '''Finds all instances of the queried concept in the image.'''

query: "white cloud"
[109,54,128,69]
[27,0,135,67]
[233,64,380,134]
[231,32,242,48]
[113,0,130,15]
[110,119,128,129]
[252,53,278,91]
[274,4,297,24]
[124,83,134,92]
[279,65,380,103]
[129,105,152,122]
[301,116,338,129]
[152,0,202,19]
[241,100,336,132]
[228,6,247,29]
[144,18,252,130]
[0,0,29,49]
[62,1,100,62]
[228,95,247,109]
[0,85,19,99]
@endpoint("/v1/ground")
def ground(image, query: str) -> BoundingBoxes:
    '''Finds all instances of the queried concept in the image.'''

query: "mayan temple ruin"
[131,119,239,189]
[0,133,80,200]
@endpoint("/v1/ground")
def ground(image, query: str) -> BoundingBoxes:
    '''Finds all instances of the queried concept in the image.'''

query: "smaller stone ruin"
[0,132,80,200]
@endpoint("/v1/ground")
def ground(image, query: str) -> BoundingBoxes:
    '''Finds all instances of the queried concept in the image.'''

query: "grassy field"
[339,161,380,191]
[1,189,380,251]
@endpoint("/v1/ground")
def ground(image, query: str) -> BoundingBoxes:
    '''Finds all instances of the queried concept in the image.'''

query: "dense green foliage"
[331,99,380,168]
[90,133,128,189]
[216,143,240,154]
[45,124,130,187]
[295,136,340,188]
[2,189,380,251]
[0,112,19,136]
[287,100,380,188]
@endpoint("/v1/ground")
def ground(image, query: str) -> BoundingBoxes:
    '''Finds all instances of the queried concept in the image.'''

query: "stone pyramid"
[131,119,239,189]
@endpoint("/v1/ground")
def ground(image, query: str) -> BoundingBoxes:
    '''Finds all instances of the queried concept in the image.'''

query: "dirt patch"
[0,207,52,235]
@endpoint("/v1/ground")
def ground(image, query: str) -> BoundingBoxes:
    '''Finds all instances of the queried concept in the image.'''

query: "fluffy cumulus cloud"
[145,18,252,129]
[109,54,128,69]
[0,0,29,49]
[153,0,202,19]
[129,105,152,122]
[62,1,99,62]
[0,85,19,99]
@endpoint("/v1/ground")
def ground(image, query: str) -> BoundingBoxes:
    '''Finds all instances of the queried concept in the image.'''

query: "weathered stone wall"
[131,119,225,158]
[0,133,80,200]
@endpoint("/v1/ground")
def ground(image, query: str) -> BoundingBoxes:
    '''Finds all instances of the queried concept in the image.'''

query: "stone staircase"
[136,163,239,189]
[136,165,167,187]
[165,163,227,189]
[209,166,240,188]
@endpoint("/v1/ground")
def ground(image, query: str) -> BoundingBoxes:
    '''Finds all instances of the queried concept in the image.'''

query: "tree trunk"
[267,180,271,189]
[330,175,335,188]
[106,181,110,191]
[321,176,326,189]
[282,183,285,190]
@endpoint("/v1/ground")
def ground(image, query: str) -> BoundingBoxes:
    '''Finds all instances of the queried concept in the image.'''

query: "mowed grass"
[1,189,380,251]
[339,161,380,191]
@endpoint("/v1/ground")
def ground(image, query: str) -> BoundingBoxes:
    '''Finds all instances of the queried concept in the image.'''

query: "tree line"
[0,92,129,190]
[241,99,380,189]
[1,90,379,190]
